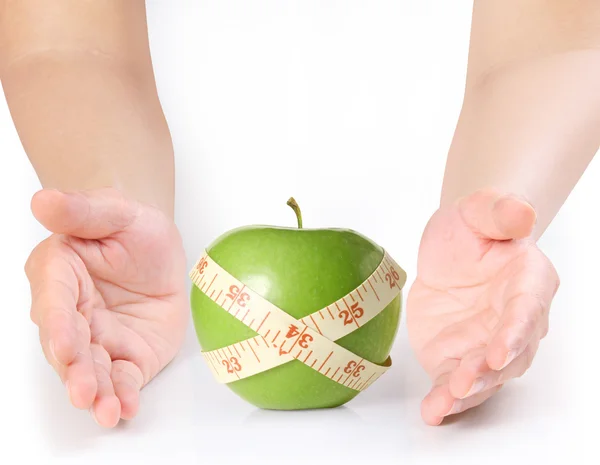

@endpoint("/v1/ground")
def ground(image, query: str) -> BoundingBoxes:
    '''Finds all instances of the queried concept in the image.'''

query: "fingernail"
[49,339,58,363]
[89,407,100,426]
[66,381,73,403]
[463,378,486,398]
[447,400,463,416]
[500,349,518,370]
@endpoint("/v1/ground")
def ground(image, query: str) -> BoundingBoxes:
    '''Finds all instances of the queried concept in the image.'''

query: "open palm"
[26,189,188,427]
[407,191,559,425]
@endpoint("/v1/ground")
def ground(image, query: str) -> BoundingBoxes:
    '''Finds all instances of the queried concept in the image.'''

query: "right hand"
[406,190,559,425]
[25,188,188,427]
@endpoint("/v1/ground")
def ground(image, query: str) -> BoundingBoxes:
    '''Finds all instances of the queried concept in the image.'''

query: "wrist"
[441,50,600,237]
[6,54,176,218]
[39,162,174,219]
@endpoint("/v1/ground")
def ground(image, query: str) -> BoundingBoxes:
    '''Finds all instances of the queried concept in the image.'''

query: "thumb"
[458,189,537,241]
[31,188,139,239]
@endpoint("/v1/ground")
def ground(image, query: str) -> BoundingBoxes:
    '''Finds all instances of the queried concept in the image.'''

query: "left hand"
[25,189,189,427]
[407,190,560,426]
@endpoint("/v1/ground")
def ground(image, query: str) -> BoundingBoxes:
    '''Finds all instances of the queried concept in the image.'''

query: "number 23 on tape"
[190,250,405,392]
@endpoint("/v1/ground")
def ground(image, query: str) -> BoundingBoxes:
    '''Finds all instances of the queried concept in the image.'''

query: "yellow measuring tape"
[190,250,406,392]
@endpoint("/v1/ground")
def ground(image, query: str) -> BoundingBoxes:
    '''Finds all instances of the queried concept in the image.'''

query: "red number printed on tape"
[191,250,406,391]
[298,334,313,348]
[286,324,300,338]
[196,257,208,274]
[344,360,366,377]
[339,302,364,326]
[225,285,250,307]
[223,357,242,374]
[385,267,401,289]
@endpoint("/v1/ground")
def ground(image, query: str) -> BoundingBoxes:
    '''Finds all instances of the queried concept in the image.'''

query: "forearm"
[0,0,174,217]
[442,0,600,239]
[1,54,174,217]
[442,51,600,238]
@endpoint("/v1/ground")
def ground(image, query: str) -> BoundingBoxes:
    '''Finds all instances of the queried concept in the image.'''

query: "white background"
[0,1,597,464]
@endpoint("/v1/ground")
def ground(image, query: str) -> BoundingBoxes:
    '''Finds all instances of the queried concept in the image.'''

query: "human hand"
[26,188,188,427]
[407,190,559,425]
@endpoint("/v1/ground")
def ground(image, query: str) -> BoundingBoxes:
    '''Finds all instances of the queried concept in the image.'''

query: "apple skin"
[191,226,401,410]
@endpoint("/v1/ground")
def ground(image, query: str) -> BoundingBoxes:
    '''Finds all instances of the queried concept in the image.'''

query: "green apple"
[191,199,402,410]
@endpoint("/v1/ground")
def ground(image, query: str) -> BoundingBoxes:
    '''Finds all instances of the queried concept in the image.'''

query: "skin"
[408,0,600,425]
[0,0,597,427]
[0,1,188,427]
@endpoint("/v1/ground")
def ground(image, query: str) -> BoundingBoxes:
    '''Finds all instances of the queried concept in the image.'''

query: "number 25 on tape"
[338,302,364,326]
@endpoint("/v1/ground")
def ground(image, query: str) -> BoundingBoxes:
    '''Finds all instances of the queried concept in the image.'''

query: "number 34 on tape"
[190,251,406,392]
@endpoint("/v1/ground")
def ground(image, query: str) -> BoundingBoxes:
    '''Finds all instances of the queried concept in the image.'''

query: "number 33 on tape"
[189,251,406,392]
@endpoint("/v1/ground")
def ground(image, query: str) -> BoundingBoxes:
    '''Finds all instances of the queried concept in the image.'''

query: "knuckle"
[508,316,537,345]
[542,257,560,296]
[548,261,560,284]
[528,295,546,321]
[540,319,550,339]
[519,314,537,331]
[74,313,92,345]
[24,254,35,278]
[553,272,561,296]
[112,361,144,389]
[90,344,112,371]
[526,346,536,369]
[507,293,542,320]
[515,364,527,379]
[515,293,544,323]
[497,370,507,385]
[37,252,59,279]
[40,304,70,323]
[26,238,62,280]
[25,244,45,279]
[516,348,535,378]
[30,306,40,325]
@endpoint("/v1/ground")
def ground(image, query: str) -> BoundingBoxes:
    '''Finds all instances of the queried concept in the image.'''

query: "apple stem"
[286,197,303,229]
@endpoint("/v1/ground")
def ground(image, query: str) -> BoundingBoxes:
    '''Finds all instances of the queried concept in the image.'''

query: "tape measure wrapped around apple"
[189,198,406,410]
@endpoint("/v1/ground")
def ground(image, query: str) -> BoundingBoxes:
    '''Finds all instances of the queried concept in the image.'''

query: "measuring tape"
[190,250,406,392]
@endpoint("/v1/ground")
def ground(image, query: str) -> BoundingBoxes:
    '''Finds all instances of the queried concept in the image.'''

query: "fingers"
[89,344,121,428]
[37,303,81,366]
[421,378,502,426]
[443,386,503,418]
[423,333,542,426]
[486,257,558,370]
[64,350,99,409]
[458,189,536,241]
[31,188,139,239]
[26,235,100,408]
[89,313,159,386]
[111,360,144,420]
[37,299,92,369]
[449,339,540,399]
[40,314,98,410]
[486,295,543,370]
[27,240,81,366]
[27,235,98,411]
[447,348,488,398]
[421,384,454,426]
[39,324,98,409]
